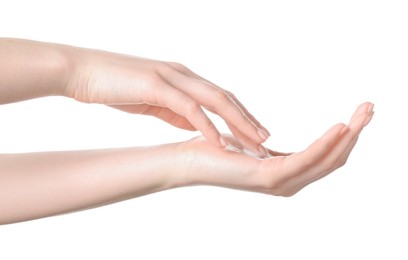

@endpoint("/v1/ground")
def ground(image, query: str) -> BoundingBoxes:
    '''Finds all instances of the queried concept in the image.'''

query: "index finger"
[152,82,227,148]
[160,65,269,144]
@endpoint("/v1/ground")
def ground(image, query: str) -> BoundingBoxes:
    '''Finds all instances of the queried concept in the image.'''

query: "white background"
[0,0,407,259]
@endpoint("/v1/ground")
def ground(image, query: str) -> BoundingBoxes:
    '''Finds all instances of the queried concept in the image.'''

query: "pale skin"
[0,38,374,225]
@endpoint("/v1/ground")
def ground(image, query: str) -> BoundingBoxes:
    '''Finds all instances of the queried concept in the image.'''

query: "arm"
[0,144,181,224]
[0,38,269,155]
[0,38,68,103]
[0,102,373,225]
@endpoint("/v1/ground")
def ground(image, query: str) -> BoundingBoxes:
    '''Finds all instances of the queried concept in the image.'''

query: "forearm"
[0,144,183,225]
[0,38,70,104]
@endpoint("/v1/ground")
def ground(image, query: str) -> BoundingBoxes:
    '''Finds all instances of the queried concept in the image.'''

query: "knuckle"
[303,142,331,168]
[149,73,164,86]
[301,156,316,169]
[154,61,174,75]
[339,157,348,167]
[325,158,344,172]
[144,66,164,85]
[224,90,236,99]
[214,89,231,104]
[184,102,201,117]
[166,61,188,71]
[329,159,339,169]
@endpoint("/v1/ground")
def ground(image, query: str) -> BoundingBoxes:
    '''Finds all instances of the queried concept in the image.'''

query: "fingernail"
[261,126,271,137]
[219,136,228,147]
[257,128,269,141]
[366,103,375,114]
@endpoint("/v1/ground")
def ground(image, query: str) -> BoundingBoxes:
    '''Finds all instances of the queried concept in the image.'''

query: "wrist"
[58,43,85,99]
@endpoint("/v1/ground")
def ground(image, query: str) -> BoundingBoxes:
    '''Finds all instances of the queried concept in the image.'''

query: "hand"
[0,102,373,224]
[64,48,270,154]
[174,102,374,196]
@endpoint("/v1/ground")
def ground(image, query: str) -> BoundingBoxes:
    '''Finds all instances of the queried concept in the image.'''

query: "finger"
[284,131,356,196]
[223,134,244,150]
[265,148,292,157]
[224,90,271,137]
[166,62,203,80]
[306,102,374,179]
[334,109,374,169]
[326,110,373,175]
[295,102,373,173]
[308,104,374,179]
[159,65,269,144]
[110,104,196,131]
[349,102,374,123]
[285,121,362,195]
[287,104,374,194]
[226,122,269,158]
[151,82,226,147]
[223,126,287,158]
[257,123,347,196]
[167,62,271,136]
[146,106,197,131]
[280,123,348,179]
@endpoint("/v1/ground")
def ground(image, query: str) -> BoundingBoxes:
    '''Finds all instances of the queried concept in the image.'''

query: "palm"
[178,102,373,196]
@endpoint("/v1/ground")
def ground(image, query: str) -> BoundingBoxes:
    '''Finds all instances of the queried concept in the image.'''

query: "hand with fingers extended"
[174,102,374,196]
[62,46,270,156]
[0,102,373,224]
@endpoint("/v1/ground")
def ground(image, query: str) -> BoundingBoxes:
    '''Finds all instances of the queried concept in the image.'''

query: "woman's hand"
[174,102,374,196]
[63,47,270,155]
[0,102,373,224]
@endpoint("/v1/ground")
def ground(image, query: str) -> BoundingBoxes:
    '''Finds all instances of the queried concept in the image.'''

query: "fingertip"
[355,102,374,117]
[260,125,271,137]
[256,145,269,158]
[349,103,375,128]
[350,102,371,124]
[257,128,269,142]
[354,103,369,116]
[219,136,228,148]
[366,102,375,114]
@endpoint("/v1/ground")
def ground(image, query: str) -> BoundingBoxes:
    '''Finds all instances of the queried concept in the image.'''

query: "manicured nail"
[257,128,269,141]
[219,136,228,147]
[261,126,271,137]
[366,103,374,114]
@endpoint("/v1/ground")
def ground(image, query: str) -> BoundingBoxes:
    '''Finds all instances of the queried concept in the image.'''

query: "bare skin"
[0,39,374,225]
[0,38,269,155]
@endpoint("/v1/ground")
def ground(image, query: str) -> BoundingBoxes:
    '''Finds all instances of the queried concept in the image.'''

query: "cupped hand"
[64,48,270,154]
[175,102,374,196]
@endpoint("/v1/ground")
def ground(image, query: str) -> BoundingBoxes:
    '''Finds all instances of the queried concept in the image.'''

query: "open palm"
[176,102,374,196]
